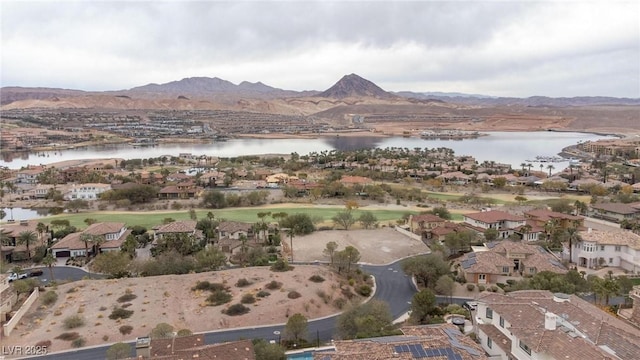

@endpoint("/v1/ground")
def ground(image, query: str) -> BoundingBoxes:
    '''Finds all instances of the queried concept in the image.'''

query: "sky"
[1,1,639,98]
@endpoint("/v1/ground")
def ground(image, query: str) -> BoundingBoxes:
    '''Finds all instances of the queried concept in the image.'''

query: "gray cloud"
[1,1,638,97]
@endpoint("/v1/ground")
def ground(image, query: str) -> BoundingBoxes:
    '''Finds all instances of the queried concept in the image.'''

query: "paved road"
[27,266,104,285]
[23,260,419,360]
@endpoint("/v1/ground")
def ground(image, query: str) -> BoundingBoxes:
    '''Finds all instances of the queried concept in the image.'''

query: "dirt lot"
[293,227,430,264]
[4,265,348,353]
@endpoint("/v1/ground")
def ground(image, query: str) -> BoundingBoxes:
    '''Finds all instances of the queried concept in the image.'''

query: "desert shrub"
[99,306,107,311]
[67,287,77,293]
[333,297,347,309]
[236,278,251,287]
[270,259,292,272]
[241,293,256,304]
[71,337,86,348]
[478,285,486,292]
[103,335,109,341]
[117,293,137,303]
[466,284,475,291]
[206,290,232,306]
[265,280,282,290]
[490,285,499,292]
[223,303,250,316]
[63,315,86,329]
[257,291,270,298]
[341,287,355,300]
[288,291,302,299]
[121,303,132,308]
[55,332,80,341]
[109,307,134,320]
[119,325,133,336]
[192,281,212,291]
[316,290,331,304]
[41,291,58,305]
[35,340,52,348]
[309,275,325,283]
[151,323,175,339]
[177,329,193,336]
[357,285,372,297]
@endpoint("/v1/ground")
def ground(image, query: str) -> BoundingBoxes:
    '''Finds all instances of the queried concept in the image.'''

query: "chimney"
[135,336,151,358]
[544,312,557,331]
[588,227,592,234]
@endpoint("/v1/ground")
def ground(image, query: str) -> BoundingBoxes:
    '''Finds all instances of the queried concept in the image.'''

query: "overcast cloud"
[1,1,638,97]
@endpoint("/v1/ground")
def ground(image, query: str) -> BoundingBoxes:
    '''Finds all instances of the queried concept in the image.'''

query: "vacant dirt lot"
[4,265,348,353]
[293,227,430,264]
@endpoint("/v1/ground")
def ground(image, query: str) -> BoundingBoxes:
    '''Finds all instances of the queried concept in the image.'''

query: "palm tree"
[17,231,38,260]
[526,163,533,176]
[42,252,56,281]
[566,227,580,264]
[520,163,527,173]
[546,164,555,177]
[80,233,93,259]
[90,235,105,258]
[36,222,47,244]
[539,164,544,173]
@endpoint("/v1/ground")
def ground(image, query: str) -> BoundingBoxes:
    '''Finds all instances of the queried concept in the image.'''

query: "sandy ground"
[4,265,348,353]
[293,228,430,264]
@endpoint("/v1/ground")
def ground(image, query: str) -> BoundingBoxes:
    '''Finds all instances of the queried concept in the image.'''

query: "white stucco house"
[64,183,111,200]
[570,229,640,273]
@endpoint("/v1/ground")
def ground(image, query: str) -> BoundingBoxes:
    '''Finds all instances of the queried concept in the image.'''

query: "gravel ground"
[292,227,430,265]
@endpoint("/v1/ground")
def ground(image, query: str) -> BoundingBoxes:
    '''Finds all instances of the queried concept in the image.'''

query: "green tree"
[332,210,355,230]
[284,313,308,343]
[492,177,507,188]
[91,251,131,278]
[402,254,450,289]
[194,247,227,271]
[323,241,338,265]
[17,231,38,260]
[434,275,455,303]
[200,190,227,209]
[253,339,286,360]
[42,252,56,281]
[150,323,175,339]
[357,212,378,229]
[410,289,438,324]
[428,207,452,220]
[106,342,132,360]
[65,199,90,213]
[279,213,315,262]
[444,231,474,254]
[483,228,499,242]
[336,300,395,340]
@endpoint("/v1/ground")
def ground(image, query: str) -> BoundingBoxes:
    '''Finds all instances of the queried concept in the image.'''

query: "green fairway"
[40,206,419,230]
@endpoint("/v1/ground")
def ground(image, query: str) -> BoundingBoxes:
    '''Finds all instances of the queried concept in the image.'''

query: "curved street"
[23,260,419,360]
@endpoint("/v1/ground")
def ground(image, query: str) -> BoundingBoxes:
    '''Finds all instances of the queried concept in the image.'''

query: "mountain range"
[2,73,639,108]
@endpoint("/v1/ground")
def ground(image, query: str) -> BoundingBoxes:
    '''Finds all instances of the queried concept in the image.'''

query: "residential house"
[1,220,45,261]
[436,171,471,185]
[135,336,255,360]
[476,290,640,360]
[458,241,566,285]
[153,220,202,243]
[15,166,45,184]
[619,285,640,327]
[158,181,201,199]
[217,221,254,254]
[570,229,640,273]
[316,324,487,360]
[31,184,55,199]
[409,213,447,234]
[588,202,640,223]
[52,222,128,258]
[524,208,585,230]
[266,173,295,187]
[64,183,111,200]
[287,179,322,196]
[0,273,18,322]
[463,210,526,239]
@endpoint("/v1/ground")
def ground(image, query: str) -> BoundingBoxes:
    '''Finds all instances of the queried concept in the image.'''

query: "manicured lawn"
[42,206,419,230]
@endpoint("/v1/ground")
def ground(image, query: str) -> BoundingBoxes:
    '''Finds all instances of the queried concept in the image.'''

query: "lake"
[1,207,52,221]
[0,131,611,170]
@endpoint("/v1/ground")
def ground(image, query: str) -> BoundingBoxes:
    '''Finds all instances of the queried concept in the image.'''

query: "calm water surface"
[0,131,611,170]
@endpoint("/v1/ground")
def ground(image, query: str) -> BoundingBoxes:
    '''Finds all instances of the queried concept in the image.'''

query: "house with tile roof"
[153,220,202,244]
[51,222,128,258]
[523,209,585,230]
[588,202,640,223]
[64,183,111,200]
[408,213,448,238]
[313,324,487,360]
[1,220,46,261]
[458,241,566,285]
[570,229,640,273]
[475,290,640,360]
[463,210,526,240]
